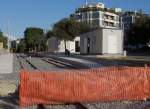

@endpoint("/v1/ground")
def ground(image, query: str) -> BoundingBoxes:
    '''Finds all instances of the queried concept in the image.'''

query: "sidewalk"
[57,54,150,67]
[71,54,150,62]
[0,54,13,74]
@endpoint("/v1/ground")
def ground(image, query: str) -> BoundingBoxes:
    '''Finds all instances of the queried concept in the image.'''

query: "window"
[122,16,133,23]
[92,19,99,27]
[109,22,114,27]
[102,13,104,19]
[104,15,114,20]
[92,12,100,19]
[104,21,109,26]
[82,13,88,20]
[74,14,82,20]
[116,23,120,27]
[109,16,114,20]
[75,41,80,52]
[116,16,119,21]
[76,14,82,20]
[87,38,90,53]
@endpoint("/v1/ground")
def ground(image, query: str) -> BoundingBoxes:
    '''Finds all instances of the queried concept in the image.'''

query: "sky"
[0,0,150,39]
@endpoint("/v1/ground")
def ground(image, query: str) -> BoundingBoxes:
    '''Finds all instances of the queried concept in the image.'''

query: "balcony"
[104,15,115,20]
[76,7,118,15]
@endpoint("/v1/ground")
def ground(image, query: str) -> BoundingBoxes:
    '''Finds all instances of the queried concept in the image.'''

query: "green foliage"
[24,27,46,52]
[52,18,91,51]
[17,39,26,53]
[52,18,91,41]
[128,15,150,45]
[46,30,54,39]
[78,21,93,34]
[0,31,3,42]
[0,31,7,48]
[53,18,78,41]
[21,18,92,52]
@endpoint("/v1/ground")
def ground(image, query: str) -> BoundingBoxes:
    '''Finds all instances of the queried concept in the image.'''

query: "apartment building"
[47,2,124,55]
[72,2,122,29]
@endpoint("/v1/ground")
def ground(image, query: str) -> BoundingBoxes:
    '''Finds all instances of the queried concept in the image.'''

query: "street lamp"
[7,20,10,53]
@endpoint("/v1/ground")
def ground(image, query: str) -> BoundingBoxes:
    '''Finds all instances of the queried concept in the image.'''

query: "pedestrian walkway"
[59,56,103,68]
[0,54,13,74]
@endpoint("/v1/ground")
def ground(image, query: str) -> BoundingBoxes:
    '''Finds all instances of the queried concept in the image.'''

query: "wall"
[80,29,103,54]
[47,37,80,53]
[102,29,123,54]
[80,28,124,54]
[67,37,80,53]
[47,37,61,52]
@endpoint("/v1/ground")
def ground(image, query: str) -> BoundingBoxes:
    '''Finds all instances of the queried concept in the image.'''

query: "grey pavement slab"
[0,54,13,74]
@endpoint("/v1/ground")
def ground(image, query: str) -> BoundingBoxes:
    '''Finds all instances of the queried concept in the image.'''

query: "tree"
[0,31,3,42]
[128,14,150,46]
[0,31,7,48]
[24,27,45,52]
[46,30,54,39]
[78,21,93,34]
[52,18,91,51]
[17,39,26,53]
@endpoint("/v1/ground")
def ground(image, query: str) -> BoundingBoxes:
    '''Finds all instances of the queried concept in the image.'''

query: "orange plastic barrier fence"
[20,67,150,107]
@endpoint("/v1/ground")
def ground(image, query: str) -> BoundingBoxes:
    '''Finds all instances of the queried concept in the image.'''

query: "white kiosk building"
[80,28,124,54]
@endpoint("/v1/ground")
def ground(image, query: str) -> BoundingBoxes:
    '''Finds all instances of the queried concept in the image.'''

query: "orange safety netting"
[19,67,150,107]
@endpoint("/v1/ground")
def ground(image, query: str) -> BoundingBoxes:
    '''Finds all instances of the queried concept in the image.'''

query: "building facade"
[71,2,124,55]
[47,37,80,53]
[122,11,136,31]
[47,2,124,55]
[80,28,124,54]
[72,2,122,29]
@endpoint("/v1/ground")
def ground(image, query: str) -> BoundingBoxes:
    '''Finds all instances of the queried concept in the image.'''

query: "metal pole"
[7,20,10,53]
[85,0,88,5]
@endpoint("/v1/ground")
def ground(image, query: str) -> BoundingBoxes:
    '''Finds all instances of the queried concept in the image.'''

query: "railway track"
[17,54,89,109]
[41,58,77,69]
[17,54,39,70]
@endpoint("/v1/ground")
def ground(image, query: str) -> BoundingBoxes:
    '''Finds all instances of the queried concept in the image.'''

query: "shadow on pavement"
[0,88,19,109]
[0,103,16,109]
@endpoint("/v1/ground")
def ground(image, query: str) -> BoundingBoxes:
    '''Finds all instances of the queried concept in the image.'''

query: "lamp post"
[7,20,10,53]
[85,0,88,5]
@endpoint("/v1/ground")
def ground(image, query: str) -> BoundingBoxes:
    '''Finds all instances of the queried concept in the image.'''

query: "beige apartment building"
[72,2,122,28]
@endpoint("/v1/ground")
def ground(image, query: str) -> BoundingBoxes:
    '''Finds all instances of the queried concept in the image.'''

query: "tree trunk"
[64,40,67,53]
[34,45,37,52]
